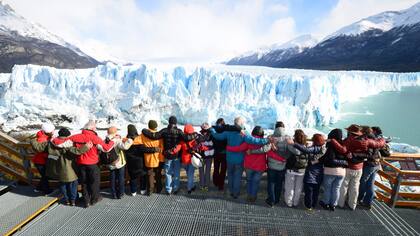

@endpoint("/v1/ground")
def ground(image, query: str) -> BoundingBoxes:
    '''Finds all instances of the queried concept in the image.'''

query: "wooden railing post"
[19,146,33,183]
[390,173,402,208]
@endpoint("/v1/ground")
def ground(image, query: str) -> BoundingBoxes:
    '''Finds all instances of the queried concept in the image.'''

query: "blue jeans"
[199,158,212,187]
[227,163,243,196]
[322,174,344,206]
[59,180,78,202]
[184,163,196,191]
[267,168,286,204]
[110,166,125,197]
[358,165,380,206]
[246,169,262,198]
[164,159,181,193]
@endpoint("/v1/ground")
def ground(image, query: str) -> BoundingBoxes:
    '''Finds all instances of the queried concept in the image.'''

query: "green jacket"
[31,137,89,182]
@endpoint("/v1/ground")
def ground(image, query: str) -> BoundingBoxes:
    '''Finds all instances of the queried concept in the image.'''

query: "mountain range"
[226,2,420,72]
[0,1,99,73]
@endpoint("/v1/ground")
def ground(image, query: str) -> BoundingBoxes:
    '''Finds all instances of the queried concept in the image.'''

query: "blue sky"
[6,0,420,62]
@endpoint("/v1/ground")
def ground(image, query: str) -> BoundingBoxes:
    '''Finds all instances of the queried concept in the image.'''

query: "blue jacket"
[294,144,326,185]
[210,128,268,164]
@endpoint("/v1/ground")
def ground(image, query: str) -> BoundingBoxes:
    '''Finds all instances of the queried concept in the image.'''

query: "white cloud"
[4,0,296,63]
[315,0,420,38]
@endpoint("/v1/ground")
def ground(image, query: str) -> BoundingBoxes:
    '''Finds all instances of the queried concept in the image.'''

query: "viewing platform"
[0,131,419,235]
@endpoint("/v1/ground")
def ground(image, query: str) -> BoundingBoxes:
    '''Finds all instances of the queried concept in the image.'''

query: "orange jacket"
[134,129,164,168]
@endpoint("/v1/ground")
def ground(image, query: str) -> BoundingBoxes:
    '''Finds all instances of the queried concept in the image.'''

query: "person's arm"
[226,142,248,153]
[93,135,114,152]
[287,144,301,156]
[67,143,91,155]
[137,144,160,153]
[294,144,320,155]
[243,133,268,145]
[367,138,386,149]
[182,132,200,142]
[116,138,133,150]
[209,128,227,140]
[248,143,272,154]
[141,129,163,140]
[30,139,48,152]
[331,139,347,154]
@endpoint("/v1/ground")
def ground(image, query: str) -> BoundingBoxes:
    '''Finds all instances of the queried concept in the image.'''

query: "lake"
[318,86,420,147]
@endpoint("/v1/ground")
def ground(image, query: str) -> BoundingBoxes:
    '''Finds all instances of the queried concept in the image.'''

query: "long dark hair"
[127,124,138,139]
[294,129,307,145]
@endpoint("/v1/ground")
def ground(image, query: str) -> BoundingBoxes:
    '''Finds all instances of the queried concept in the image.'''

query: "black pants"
[212,153,227,190]
[35,164,50,194]
[78,164,101,205]
[304,183,321,209]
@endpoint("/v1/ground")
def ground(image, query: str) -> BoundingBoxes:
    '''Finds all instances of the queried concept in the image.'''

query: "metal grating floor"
[14,191,418,236]
[0,186,57,235]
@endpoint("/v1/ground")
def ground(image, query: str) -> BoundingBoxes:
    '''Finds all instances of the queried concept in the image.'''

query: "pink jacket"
[227,137,267,172]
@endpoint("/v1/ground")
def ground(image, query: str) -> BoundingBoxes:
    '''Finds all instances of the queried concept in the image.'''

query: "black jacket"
[142,124,199,159]
[125,144,158,178]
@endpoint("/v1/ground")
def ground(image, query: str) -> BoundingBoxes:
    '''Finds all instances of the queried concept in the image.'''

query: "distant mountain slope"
[226,35,318,66]
[0,1,99,72]
[226,2,420,72]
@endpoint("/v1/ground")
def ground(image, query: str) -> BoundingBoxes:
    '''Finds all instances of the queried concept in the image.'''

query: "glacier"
[0,63,419,133]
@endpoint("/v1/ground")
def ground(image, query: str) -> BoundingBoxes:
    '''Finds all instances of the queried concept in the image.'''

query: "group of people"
[30,115,389,212]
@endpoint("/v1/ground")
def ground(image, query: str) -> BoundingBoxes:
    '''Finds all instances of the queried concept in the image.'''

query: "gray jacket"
[250,127,300,171]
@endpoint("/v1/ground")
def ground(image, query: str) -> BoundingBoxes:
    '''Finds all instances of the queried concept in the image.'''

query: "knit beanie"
[168,116,177,125]
[58,128,71,137]
[148,120,158,130]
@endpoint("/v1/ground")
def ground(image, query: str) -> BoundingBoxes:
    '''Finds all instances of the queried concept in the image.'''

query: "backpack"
[286,153,308,170]
[99,137,119,165]
[379,143,391,157]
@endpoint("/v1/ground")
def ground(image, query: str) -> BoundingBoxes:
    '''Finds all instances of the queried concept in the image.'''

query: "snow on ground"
[1,63,419,134]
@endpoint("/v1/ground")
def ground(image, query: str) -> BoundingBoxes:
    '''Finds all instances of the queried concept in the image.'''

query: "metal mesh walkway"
[0,186,57,235]
[14,192,413,236]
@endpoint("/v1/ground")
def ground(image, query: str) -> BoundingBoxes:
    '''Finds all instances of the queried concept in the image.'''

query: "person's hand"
[240,130,246,137]
[246,150,252,155]
[86,141,94,149]
[268,136,277,143]
[286,138,294,145]
[270,143,277,151]
[155,147,161,153]
[122,138,128,142]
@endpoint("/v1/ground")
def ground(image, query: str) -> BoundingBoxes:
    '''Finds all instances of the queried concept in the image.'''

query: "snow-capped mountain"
[324,2,420,41]
[227,2,420,72]
[226,34,318,66]
[0,1,99,72]
[1,63,419,133]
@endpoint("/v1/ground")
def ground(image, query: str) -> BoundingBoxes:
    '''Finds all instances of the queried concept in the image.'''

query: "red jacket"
[343,135,385,170]
[226,135,267,172]
[69,129,114,165]
[32,131,51,165]
[171,125,208,165]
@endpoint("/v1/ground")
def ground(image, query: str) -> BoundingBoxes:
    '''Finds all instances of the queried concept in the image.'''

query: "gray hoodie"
[250,127,300,171]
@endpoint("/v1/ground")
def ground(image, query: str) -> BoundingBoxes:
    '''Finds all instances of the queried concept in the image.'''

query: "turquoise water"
[318,86,420,147]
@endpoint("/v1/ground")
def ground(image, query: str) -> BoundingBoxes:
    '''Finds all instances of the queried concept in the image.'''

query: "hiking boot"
[84,202,90,208]
[131,192,137,197]
[140,190,147,195]
[70,200,76,206]
[319,201,329,210]
[329,205,336,211]
[265,199,274,208]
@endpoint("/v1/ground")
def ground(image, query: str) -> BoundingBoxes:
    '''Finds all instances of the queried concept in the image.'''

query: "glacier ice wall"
[0,63,419,131]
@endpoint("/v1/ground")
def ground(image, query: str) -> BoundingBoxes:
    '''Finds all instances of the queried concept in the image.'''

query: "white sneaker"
[131,192,137,196]
[140,190,147,195]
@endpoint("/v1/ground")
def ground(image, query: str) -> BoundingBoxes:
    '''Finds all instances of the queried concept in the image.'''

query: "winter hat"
[58,128,71,137]
[41,123,55,134]
[312,134,325,146]
[184,124,194,134]
[169,116,177,125]
[127,124,138,139]
[275,121,285,129]
[251,126,264,137]
[345,124,363,136]
[201,122,210,130]
[148,120,158,130]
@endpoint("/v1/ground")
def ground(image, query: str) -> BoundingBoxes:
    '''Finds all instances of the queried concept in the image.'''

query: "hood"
[184,124,194,134]
[36,130,50,142]
[272,127,286,137]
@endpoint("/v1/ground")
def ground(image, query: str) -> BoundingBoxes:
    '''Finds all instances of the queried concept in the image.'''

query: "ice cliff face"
[0,63,419,131]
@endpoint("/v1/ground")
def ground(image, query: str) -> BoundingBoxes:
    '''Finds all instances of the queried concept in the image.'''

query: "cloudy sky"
[5,0,419,63]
